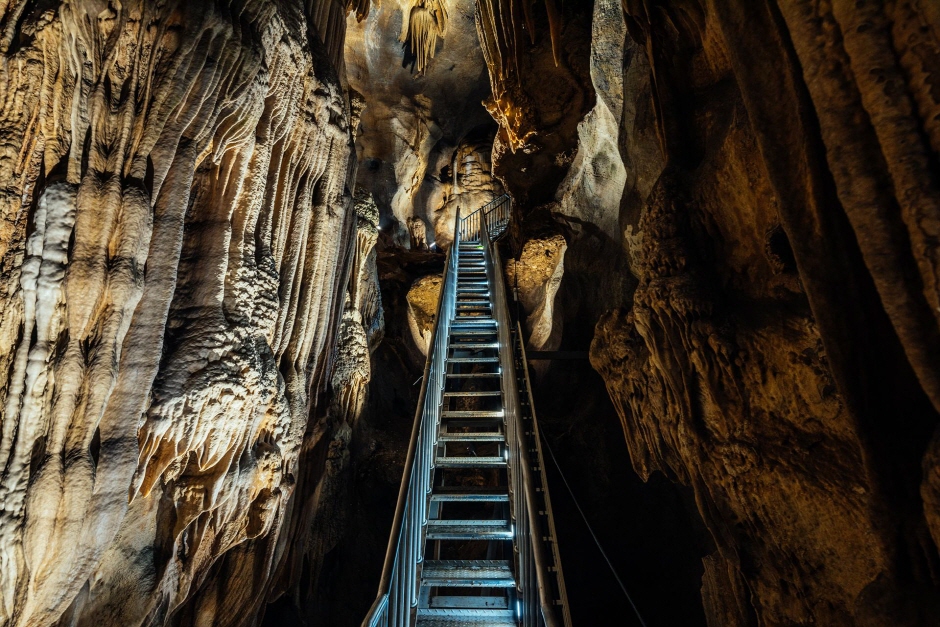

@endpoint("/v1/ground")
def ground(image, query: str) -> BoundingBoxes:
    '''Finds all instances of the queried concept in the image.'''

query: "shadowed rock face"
[478,0,940,624]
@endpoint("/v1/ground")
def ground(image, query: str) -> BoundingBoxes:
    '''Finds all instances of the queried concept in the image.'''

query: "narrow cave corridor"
[1,1,939,626]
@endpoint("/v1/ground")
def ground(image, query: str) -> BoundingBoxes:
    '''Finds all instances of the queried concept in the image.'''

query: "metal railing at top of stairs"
[459,194,511,243]
[363,194,569,627]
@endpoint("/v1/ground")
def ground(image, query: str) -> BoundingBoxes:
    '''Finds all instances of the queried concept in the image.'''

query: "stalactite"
[400,0,449,75]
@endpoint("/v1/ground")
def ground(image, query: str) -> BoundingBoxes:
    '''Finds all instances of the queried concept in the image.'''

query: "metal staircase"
[363,196,571,627]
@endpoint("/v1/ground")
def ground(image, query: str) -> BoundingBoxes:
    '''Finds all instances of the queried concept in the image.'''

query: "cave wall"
[0,2,361,625]
[344,0,497,246]
[479,0,940,625]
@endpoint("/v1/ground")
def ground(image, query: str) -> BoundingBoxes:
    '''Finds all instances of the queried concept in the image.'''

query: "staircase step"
[442,410,503,418]
[446,372,501,378]
[438,433,504,443]
[416,617,516,627]
[428,596,509,611]
[443,391,501,397]
[435,456,506,468]
[430,491,509,502]
[426,521,513,541]
[421,560,515,587]
[451,319,496,326]
[448,357,499,364]
[449,343,498,350]
[417,608,515,621]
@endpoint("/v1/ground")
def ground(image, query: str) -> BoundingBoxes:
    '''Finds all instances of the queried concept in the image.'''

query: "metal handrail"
[363,211,461,627]
[459,194,511,242]
[514,321,573,627]
[487,226,566,627]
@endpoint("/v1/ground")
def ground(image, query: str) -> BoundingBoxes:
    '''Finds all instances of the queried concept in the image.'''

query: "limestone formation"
[345,0,493,246]
[406,273,442,355]
[1,0,939,625]
[434,131,503,248]
[407,216,429,251]
[0,2,357,625]
[505,232,566,352]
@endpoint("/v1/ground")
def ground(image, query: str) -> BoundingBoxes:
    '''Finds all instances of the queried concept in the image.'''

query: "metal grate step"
[427,596,509,611]
[448,357,499,364]
[442,410,503,418]
[438,433,505,443]
[417,608,515,620]
[415,617,516,627]
[449,343,498,350]
[430,491,509,502]
[446,372,500,378]
[420,560,515,587]
[426,521,513,541]
[435,456,506,468]
[443,391,501,398]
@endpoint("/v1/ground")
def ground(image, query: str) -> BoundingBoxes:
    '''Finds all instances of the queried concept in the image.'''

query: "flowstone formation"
[0,2,361,625]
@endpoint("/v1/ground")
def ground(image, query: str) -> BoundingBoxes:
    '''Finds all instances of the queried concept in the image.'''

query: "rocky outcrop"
[580,1,940,625]
[474,0,595,205]
[434,130,503,247]
[0,2,358,625]
[406,273,442,355]
[505,229,566,351]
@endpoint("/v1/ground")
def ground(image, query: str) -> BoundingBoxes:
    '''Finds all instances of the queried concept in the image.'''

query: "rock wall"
[480,0,940,624]
[0,2,359,625]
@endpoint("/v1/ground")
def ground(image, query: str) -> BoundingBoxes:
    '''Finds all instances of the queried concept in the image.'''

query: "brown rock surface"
[579,1,940,625]
[477,0,940,623]
[505,231,566,351]
[406,273,443,355]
